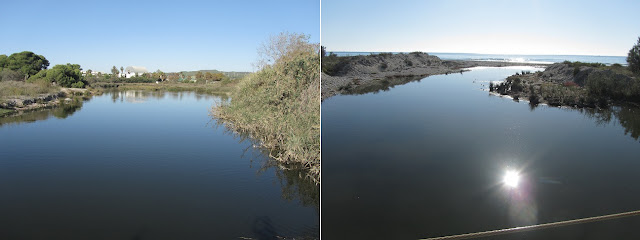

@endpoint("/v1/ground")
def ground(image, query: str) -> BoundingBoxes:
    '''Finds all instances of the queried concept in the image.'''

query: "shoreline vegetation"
[213,33,320,182]
[321,50,550,100]
[0,51,245,116]
[1,35,321,183]
[489,62,640,109]
[489,36,640,110]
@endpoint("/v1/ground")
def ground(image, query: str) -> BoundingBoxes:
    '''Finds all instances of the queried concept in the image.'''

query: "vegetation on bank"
[491,37,640,108]
[0,50,245,114]
[0,80,60,100]
[214,33,320,180]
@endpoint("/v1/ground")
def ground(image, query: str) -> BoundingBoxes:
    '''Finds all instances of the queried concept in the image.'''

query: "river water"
[322,66,640,239]
[0,91,318,239]
[334,52,627,65]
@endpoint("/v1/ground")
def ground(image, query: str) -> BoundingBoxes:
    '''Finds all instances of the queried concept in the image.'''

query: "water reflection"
[576,105,640,142]
[0,98,84,127]
[500,169,538,228]
[526,103,640,142]
[503,170,520,188]
[108,90,229,103]
[342,76,426,96]
[215,123,320,236]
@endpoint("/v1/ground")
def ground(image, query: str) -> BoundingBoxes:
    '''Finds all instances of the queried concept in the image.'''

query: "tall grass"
[213,33,320,179]
[0,80,59,100]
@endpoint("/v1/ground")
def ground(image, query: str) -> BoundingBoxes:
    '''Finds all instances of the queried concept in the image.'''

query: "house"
[124,66,149,78]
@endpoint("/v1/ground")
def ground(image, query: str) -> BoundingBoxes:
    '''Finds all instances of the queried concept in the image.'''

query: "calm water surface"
[322,67,640,239]
[0,91,318,239]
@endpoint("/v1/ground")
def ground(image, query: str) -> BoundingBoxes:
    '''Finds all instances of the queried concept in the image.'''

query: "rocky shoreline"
[489,62,638,109]
[0,88,92,116]
[321,52,549,100]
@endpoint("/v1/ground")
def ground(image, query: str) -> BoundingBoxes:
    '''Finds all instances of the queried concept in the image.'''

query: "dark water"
[322,67,640,240]
[334,52,627,65]
[0,91,318,239]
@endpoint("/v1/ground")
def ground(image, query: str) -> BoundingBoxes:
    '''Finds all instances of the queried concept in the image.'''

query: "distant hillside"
[176,70,252,80]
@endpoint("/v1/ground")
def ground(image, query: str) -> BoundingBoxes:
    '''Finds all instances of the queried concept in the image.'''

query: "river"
[0,90,318,239]
[322,66,640,239]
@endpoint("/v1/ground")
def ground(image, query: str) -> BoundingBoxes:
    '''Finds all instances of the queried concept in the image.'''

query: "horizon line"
[325,50,627,57]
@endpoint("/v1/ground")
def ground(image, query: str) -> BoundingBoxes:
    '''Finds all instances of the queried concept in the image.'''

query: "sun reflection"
[503,170,520,188]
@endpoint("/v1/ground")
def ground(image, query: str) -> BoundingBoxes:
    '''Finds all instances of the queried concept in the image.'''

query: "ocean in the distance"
[333,52,627,65]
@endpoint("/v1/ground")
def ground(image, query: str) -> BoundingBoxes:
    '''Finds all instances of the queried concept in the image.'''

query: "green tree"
[120,66,124,77]
[86,69,92,77]
[0,54,7,70]
[2,51,49,80]
[111,66,119,76]
[628,37,640,74]
[29,63,85,88]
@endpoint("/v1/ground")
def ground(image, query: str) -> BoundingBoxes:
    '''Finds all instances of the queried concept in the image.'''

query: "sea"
[333,52,627,65]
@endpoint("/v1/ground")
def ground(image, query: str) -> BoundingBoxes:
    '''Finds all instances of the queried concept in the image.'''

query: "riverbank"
[321,52,550,100]
[0,85,97,116]
[490,62,640,108]
[214,34,320,182]
[0,80,238,118]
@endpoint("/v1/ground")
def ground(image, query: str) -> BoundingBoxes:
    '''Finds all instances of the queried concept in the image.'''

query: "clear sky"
[0,0,319,73]
[322,0,640,56]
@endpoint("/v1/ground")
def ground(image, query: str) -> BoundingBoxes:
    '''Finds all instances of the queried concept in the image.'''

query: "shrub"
[586,70,640,101]
[28,63,85,88]
[214,32,320,177]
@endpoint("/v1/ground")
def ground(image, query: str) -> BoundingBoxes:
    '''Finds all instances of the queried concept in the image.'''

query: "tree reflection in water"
[578,105,640,142]
[529,103,640,142]
[215,122,319,239]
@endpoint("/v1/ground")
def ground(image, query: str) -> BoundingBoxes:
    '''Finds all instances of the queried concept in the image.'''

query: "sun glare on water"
[503,170,520,188]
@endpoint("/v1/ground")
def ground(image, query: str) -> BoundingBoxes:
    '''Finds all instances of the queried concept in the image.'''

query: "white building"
[124,66,149,78]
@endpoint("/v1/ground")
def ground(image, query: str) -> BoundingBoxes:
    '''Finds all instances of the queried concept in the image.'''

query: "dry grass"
[0,80,60,100]
[214,35,320,181]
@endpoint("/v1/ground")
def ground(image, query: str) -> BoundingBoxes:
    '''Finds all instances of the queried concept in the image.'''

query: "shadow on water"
[215,122,319,239]
[0,98,85,127]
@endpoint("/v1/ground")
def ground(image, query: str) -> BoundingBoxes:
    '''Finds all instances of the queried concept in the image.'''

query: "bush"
[214,32,320,177]
[586,70,640,101]
[28,63,85,88]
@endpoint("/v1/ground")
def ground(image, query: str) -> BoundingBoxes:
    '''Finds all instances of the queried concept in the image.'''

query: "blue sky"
[0,0,319,73]
[322,0,640,56]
